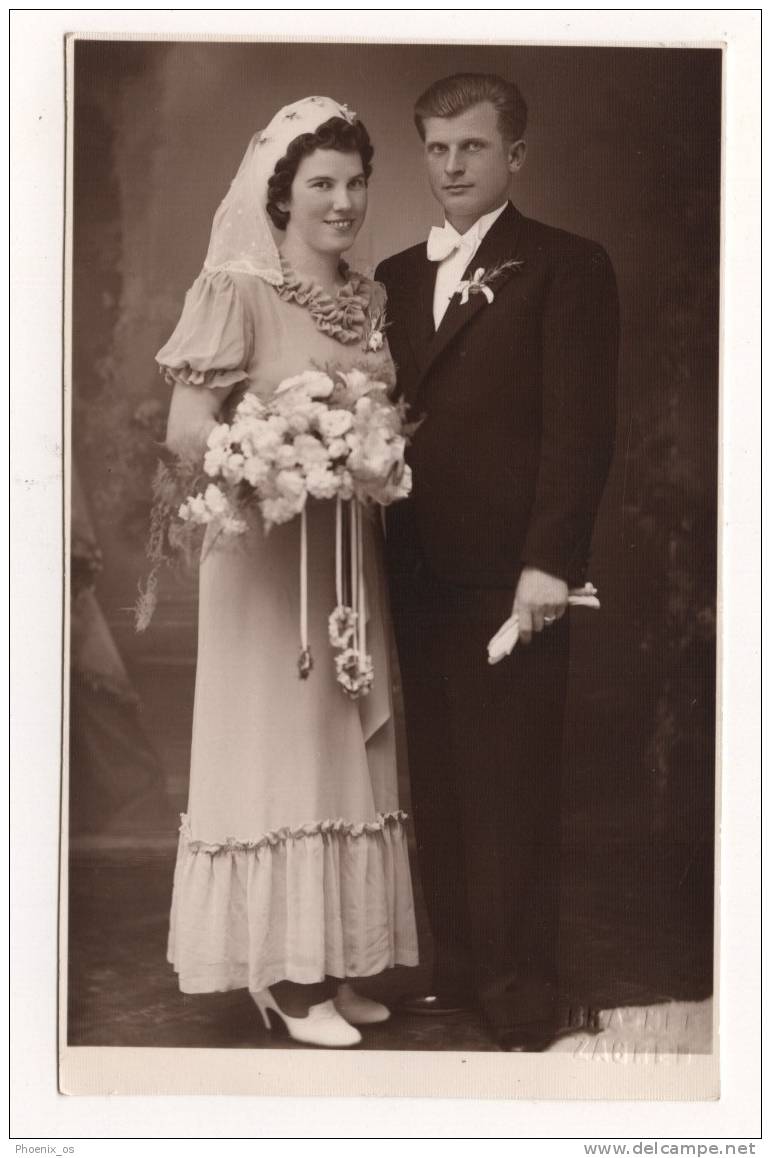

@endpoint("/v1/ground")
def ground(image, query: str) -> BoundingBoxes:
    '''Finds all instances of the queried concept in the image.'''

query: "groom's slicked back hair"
[414,73,527,144]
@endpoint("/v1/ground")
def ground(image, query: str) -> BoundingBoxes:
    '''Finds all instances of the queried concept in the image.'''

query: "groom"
[376,73,619,1050]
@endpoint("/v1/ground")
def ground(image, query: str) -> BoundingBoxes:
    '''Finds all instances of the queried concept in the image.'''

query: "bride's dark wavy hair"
[266,116,374,230]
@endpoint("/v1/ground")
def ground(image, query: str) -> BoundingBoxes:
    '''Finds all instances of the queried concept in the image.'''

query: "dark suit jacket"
[376,202,619,588]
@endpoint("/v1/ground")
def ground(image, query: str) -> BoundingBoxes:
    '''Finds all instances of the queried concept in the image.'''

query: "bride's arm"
[165,381,232,458]
[158,269,251,458]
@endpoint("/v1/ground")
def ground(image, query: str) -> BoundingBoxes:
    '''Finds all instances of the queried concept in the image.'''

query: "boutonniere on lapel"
[455,258,524,306]
[364,303,389,352]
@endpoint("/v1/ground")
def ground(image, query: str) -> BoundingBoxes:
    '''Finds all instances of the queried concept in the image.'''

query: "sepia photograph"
[59,34,725,1098]
[8,0,764,1134]
[60,33,725,1088]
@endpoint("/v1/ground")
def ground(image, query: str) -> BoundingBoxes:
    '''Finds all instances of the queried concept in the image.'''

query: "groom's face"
[421,101,522,232]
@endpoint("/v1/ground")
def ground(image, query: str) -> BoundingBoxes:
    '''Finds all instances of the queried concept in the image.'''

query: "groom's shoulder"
[519,213,612,267]
[375,241,426,286]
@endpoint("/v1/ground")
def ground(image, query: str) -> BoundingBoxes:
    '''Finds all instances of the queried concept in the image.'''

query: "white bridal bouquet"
[179,367,412,533]
[137,367,414,698]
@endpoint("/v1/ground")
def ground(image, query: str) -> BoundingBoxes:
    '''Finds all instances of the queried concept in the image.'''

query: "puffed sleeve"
[156,269,252,391]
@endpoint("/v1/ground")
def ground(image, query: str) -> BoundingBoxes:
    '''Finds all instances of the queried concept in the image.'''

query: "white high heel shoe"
[334,982,391,1025]
[250,989,362,1048]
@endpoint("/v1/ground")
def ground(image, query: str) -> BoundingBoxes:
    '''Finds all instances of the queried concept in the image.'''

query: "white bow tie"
[426,224,476,263]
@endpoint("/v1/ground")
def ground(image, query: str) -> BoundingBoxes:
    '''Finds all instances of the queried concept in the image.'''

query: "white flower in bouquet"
[293,433,331,470]
[326,436,348,460]
[203,483,231,517]
[203,445,229,477]
[228,417,255,445]
[178,493,211,525]
[337,469,355,501]
[266,414,290,438]
[306,465,340,501]
[237,392,267,418]
[207,423,232,450]
[348,430,394,480]
[355,397,400,438]
[243,455,271,488]
[340,368,369,392]
[273,392,328,428]
[365,377,390,397]
[333,367,372,404]
[333,368,390,408]
[305,401,331,428]
[284,409,311,435]
[379,405,403,438]
[222,452,246,484]
[239,419,282,459]
[384,462,412,503]
[353,395,376,422]
[274,369,334,400]
[179,482,233,525]
[261,495,303,526]
[275,443,300,470]
[275,469,306,505]
[318,408,354,441]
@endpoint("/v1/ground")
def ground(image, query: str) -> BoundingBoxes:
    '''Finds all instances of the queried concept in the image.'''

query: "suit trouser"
[390,562,569,1032]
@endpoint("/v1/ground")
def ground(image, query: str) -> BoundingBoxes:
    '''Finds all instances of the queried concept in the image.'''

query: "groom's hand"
[512,567,568,644]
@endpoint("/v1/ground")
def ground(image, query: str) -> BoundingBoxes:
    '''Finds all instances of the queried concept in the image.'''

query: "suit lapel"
[417,202,524,388]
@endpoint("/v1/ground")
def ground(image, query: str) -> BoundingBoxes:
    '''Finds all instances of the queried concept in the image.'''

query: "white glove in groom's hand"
[512,567,568,645]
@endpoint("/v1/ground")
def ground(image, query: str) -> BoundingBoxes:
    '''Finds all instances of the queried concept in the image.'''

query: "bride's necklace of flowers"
[160,366,414,699]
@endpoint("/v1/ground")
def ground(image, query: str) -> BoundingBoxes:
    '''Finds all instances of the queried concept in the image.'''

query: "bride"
[156,96,418,1048]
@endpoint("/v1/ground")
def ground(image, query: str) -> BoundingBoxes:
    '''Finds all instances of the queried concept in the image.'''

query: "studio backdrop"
[69,40,720,1031]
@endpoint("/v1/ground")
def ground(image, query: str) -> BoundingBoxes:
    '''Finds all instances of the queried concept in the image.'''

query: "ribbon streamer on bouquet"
[297,505,313,678]
[357,505,366,662]
[350,499,359,650]
[335,495,343,609]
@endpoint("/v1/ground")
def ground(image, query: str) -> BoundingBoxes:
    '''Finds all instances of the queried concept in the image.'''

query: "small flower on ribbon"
[334,648,374,698]
[328,605,357,649]
[297,646,314,679]
[339,103,357,124]
[454,257,524,306]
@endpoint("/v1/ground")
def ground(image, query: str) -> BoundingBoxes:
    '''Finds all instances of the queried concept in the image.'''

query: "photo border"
[10,7,760,1141]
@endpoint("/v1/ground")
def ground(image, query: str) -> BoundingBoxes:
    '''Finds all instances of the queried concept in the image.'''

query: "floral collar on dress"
[274,258,374,346]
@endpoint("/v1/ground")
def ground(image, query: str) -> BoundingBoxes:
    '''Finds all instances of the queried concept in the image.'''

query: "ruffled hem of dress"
[274,259,372,345]
[178,809,409,854]
[168,809,419,993]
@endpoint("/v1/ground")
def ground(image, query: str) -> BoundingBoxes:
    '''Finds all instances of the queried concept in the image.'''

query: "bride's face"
[281,148,368,258]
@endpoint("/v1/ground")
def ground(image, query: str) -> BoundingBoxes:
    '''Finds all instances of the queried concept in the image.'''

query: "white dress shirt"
[431,201,509,330]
